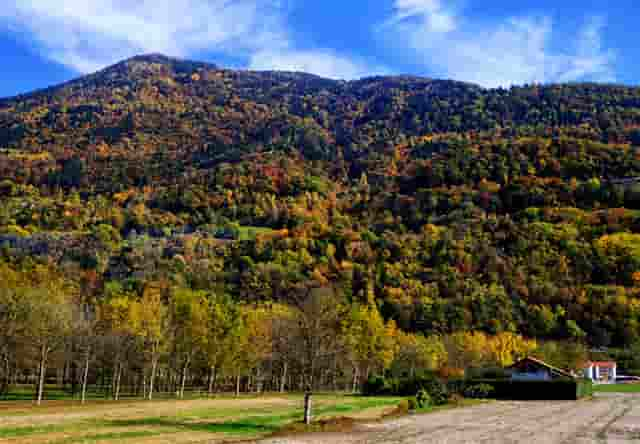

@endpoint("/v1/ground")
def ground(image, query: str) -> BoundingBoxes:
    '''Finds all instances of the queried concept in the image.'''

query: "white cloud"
[385,0,456,33]
[1,0,377,80]
[1,0,287,73]
[249,49,386,80]
[383,0,616,87]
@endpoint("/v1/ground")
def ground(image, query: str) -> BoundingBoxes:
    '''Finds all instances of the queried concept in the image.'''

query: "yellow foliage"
[344,303,399,372]
[445,331,537,371]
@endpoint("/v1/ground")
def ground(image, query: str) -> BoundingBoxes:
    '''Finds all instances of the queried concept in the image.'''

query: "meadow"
[593,384,640,393]
[0,393,403,444]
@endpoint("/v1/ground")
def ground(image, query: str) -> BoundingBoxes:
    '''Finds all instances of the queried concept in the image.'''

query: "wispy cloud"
[382,0,616,87]
[1,0,287,73]
[1,0,375,80]
[249,49,387,80]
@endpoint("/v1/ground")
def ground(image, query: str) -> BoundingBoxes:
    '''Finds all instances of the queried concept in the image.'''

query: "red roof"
[587,361,616,368]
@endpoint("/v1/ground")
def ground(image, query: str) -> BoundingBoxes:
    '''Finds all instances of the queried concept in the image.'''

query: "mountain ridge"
[4,52,637,104]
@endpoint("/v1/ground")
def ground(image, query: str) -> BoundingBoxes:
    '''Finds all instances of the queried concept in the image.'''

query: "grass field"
[0,394,403,444]
[593,383,640,393]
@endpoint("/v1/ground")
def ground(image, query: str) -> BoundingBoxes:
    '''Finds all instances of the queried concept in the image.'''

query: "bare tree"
[289,284,345,425]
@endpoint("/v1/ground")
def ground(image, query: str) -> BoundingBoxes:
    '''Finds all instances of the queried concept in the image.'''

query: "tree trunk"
[351,367,359,394]
[179,359,189,399]
[148,357,158,401]
[207,366,215,396]
[303,392,312,425]
[114,364,123,401]
[279,362,287,393]
[1,350,11,396]
[235,372,240,397]
[36,344,48,405]
[81,349,90,404]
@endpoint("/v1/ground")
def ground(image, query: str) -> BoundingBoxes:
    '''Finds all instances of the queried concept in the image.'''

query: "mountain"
[3,54,640,347]
[3,54,640,190]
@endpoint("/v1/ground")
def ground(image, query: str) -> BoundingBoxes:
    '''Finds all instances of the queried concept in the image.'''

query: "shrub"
[415,389,432,408]
[420,378,449,406]
[397,399,410,413]
[363,374,449,405]
[363,376,387,396]
[397,375,448,405]
[463,383,494,399]
[407,397,418,411]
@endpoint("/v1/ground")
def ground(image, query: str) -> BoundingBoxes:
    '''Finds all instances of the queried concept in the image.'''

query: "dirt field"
[260,393,640,444]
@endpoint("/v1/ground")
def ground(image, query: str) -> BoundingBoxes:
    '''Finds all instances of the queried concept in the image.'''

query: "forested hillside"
[2,54,640,398]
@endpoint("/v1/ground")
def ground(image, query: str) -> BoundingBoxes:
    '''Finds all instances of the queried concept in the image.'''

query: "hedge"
[365,375,593,401]
[468,378,593,400]
[363,374,449,405]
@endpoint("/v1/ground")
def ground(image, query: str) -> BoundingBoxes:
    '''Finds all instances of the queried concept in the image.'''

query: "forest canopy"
[2,55,640,398]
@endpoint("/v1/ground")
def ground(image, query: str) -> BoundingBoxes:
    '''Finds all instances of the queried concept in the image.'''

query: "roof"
[586,361,617,368]
[509,356,575,379]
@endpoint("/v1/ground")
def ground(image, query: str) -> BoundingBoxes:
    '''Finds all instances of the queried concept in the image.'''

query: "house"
[583,361,617,383]
[509,357,575,381]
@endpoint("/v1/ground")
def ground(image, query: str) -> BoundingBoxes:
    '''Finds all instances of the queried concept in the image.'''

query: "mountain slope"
[2,54,640,190]
[3,54,640,347]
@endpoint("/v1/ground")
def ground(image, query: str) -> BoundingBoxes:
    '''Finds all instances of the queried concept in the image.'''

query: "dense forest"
[2,54,640,400]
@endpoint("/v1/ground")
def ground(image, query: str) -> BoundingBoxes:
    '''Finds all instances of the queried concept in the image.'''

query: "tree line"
[0,260,583,405]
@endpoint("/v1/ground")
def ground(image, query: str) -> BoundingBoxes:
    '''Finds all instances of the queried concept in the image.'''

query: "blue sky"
[0,0,638,97]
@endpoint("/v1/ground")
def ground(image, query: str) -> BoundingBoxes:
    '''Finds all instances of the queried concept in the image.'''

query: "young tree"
[219,308,248,397]
[0,265,31,396]
[100,286,138,401]
[72,301,100,404]
[129,283,171,400]
[170,288,208,398]
[204,295,246,395]
[240,304,289,393]
[393,332,447,378]
[344,302,399,390]
[23,278,74,405]
[289,284,346,424]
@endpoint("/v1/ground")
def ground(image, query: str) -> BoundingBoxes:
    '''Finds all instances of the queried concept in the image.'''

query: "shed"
[509,357,574,381]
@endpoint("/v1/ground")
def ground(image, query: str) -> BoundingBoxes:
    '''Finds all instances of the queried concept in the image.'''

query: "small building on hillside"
[583,361,617,383]
[509,357,575,381]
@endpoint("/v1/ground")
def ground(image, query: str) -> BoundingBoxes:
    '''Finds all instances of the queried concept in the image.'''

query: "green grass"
[102,396,403,437]
[593,384,640,393]
[0,386,108,402]
[0,424,68,439]
[0,394,403,442]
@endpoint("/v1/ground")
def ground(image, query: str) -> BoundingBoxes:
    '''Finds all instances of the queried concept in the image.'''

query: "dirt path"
[259,393,640,444]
